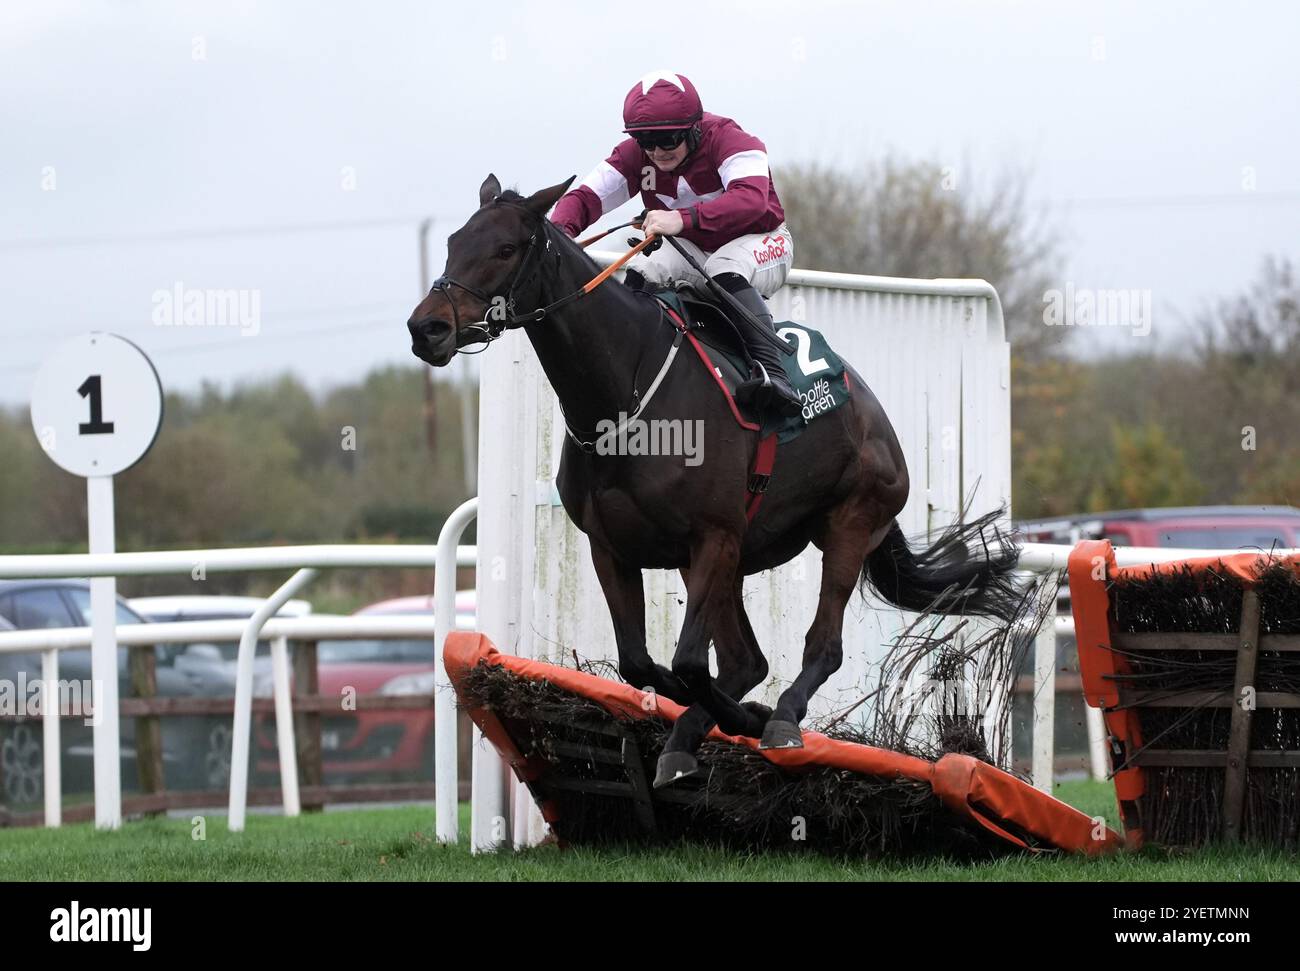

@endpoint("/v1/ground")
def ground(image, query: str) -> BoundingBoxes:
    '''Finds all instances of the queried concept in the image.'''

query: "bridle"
[423,204,674,451]
[425,204,653,353]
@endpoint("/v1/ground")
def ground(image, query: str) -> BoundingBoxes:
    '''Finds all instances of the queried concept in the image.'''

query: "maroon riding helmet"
[622,72,704,153]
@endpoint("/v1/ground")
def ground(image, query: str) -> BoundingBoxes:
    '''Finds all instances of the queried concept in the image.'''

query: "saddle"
[617,274,852,522]
[638,281,851,444]
[635,278,753,365]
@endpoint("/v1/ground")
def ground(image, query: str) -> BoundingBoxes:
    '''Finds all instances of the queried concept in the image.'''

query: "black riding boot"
[715,273,803,419]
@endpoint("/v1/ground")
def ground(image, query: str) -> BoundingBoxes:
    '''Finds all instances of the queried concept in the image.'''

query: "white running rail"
[3,531,1290,834]
[0,539,476,830]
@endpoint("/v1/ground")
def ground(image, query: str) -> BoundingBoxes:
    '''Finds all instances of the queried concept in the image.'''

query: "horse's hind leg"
[760,509,892,749]
[654,577,769,787]
[589,543,692,706]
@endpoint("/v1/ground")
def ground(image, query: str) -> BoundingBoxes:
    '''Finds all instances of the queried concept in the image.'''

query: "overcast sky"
[2,0,1297,406]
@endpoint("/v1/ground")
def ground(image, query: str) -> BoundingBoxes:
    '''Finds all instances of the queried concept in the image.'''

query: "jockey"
[550,71,802,418]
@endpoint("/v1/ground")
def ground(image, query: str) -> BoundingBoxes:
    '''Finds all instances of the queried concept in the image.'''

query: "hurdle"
[445,630,1123,857]
[1069,539,1300,848]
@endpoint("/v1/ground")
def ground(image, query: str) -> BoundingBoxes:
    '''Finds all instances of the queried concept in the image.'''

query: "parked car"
[128,596,313,623]
[128,595,311,685]
[0,580,228,804]
[0,613,38,803]
[126,595,317,790]
[254,591,474,783]
[1017,505,1300,615]
[1016,505,1300,551]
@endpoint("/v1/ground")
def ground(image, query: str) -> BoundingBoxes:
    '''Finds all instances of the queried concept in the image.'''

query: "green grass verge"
[0,781,1294,881]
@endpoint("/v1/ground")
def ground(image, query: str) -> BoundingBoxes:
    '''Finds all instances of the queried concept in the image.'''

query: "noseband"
[427,209,554,353]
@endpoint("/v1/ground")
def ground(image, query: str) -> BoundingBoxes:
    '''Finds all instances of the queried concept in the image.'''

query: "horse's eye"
[497,245,517,259]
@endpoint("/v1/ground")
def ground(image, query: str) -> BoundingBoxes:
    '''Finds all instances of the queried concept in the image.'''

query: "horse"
[408,174,1024,787]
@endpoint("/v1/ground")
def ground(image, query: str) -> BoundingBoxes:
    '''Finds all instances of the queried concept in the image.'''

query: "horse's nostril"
[409,317,452,341]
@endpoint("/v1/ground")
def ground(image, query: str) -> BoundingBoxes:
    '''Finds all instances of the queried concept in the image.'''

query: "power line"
[6,299,410,342]
[1056,190,1300,211]
[144,316,404,355]
[0,215,448,251]
[5,191,1295,254]
[0,314,411,377]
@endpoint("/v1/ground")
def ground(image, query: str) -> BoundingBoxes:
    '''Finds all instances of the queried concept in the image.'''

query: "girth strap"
[745,433,778,523]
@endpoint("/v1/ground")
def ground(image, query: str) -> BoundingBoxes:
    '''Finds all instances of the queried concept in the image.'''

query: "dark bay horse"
[409,174,1023,787]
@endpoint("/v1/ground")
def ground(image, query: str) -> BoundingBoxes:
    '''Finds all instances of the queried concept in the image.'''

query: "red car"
[255,592,473,783]
[1017,505,1300,551]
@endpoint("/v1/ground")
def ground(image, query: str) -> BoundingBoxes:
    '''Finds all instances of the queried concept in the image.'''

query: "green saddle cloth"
[653,289,850,443]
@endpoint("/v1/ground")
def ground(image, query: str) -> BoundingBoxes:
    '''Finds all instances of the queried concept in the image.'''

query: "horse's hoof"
[653,751,700,788]
[758,719,804,750]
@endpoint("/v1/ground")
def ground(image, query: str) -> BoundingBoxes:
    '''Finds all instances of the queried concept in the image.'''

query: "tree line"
[778,159,1299,519]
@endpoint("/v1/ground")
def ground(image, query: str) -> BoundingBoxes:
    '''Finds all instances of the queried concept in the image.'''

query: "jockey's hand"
[641,209,684,238]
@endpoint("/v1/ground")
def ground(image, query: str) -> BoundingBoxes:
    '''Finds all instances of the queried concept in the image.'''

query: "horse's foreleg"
[687,576,772,727]
[652,533,763,785]
[654,579,770,787]
[761,516,892,750]
[589,543,692,706]
[669,531,756,733]
[734,588,774,724]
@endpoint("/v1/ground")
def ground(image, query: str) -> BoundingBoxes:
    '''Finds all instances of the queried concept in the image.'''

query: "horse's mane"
[488,189,652,318]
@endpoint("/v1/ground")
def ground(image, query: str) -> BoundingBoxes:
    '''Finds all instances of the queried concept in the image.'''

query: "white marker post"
[30,334,162,830]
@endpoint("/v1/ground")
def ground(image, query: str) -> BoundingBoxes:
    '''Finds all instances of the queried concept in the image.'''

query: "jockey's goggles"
[633,129,690,152]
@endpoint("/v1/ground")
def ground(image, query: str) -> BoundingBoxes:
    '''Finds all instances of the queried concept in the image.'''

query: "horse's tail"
[861,509,1023,623]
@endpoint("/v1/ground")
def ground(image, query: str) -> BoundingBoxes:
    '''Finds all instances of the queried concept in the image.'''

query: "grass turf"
[0,780,1295,881]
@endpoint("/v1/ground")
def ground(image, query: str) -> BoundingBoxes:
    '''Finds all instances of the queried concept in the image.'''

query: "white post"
[229,568,317,831]
[511,764,532,850]
[41,647,61,828]
[30,334,162,830]
[270,635,300,817]
[470,336,524,853]
[86,475,121,830]
[471,731,509,853]
[1086,705,1108,781]
[1032,616,1056,793]
[434,497,478,844]
[459,358,478,497]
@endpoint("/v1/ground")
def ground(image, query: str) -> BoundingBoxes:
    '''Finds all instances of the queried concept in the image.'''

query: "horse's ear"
[522,176,576,218]
[478,173,502,208]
